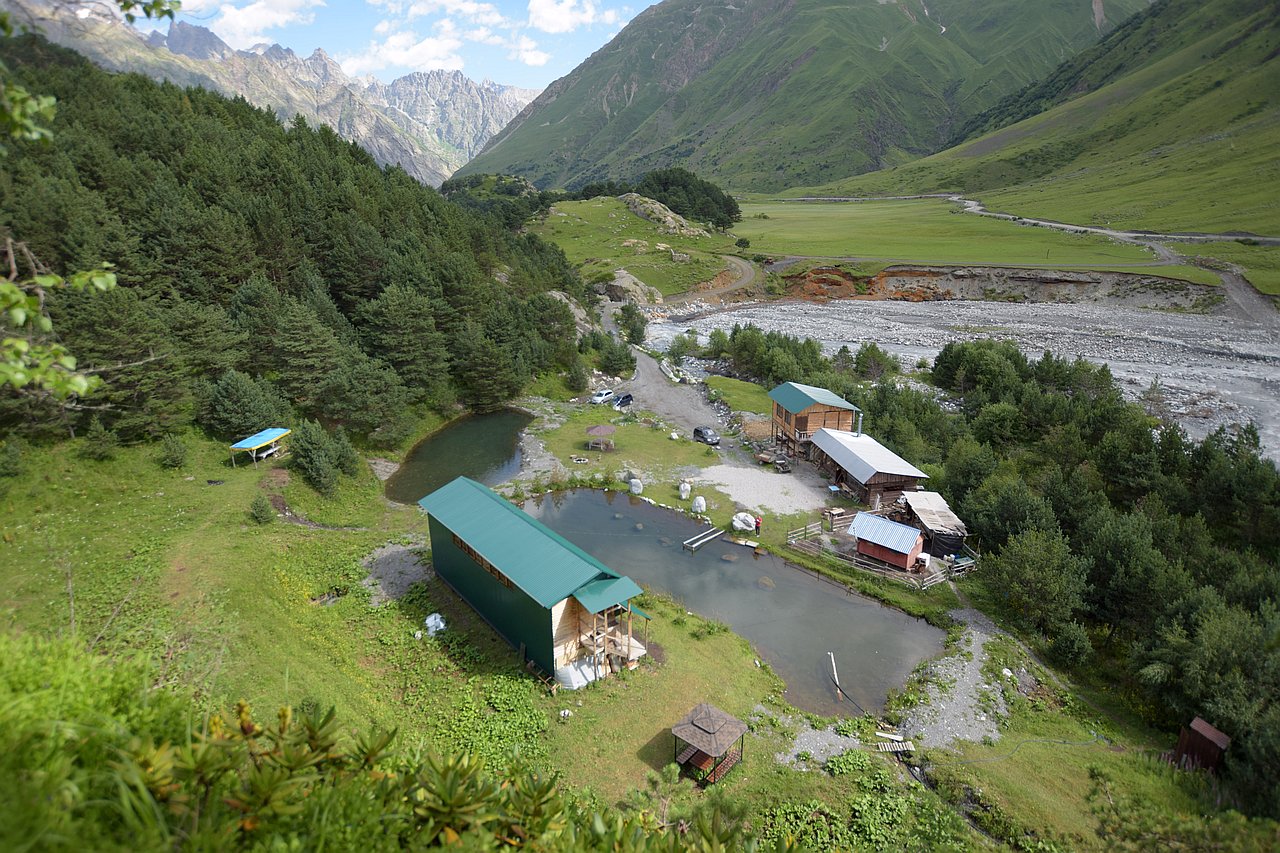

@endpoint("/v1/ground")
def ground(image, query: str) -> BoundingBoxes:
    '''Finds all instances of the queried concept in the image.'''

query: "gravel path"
[899,607,1008,749]
[694,462,832,515]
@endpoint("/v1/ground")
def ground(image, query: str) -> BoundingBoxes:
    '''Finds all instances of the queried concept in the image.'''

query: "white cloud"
[464,26,505,45]
[507,34,549,65]
[527,0,611,34]
[213,0,326,48]
[174,0,224,14]
[373,18,396,34]
[406,0,507,26]
[339,22,465,75]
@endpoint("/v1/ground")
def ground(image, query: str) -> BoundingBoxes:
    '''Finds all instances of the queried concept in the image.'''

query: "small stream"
[384,409,533,505]
[526,489,944,717]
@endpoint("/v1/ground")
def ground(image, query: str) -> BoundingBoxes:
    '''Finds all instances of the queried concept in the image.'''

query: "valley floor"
[649,296,1280,460]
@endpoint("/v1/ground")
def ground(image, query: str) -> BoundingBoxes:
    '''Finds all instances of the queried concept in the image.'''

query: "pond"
[525,489,945,717]
[384,409,534,505]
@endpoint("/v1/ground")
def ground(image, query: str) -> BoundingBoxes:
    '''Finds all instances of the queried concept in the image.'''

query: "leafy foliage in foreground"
[0,633,761,850]
[0,37,583,443]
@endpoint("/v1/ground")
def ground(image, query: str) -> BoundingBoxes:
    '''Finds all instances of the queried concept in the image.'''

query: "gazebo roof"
[671,703,747,758]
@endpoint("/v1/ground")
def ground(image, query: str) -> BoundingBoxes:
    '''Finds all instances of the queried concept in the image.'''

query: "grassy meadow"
[1,390,1256,844]
[736,199,1159,267]
[530,198,734,296]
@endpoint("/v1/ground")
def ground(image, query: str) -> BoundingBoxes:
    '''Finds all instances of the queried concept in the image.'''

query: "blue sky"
[138,0,643,89]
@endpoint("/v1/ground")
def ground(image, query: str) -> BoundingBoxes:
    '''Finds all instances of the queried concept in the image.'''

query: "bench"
[704,749,741,785]
[676,744,698,765]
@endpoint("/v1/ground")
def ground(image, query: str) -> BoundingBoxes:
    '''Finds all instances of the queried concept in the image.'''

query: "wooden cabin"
[768,382,861,455]
[420,477,648,685]
[810,428,929,508]
[1172,717,1230,773]
[850,511,925,570]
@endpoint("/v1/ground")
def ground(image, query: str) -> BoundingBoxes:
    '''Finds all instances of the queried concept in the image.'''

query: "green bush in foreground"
[0,634,759,851]
[249,493,275,525]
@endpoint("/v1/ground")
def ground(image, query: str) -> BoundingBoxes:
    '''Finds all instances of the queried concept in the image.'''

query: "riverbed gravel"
[649,297,1280,457]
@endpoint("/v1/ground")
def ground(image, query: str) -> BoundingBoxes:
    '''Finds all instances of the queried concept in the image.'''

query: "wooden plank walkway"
[876,740,916,754]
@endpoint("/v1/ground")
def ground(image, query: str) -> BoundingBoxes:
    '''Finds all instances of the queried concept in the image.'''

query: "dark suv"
[693,426,720,446]
[613,393,634,409]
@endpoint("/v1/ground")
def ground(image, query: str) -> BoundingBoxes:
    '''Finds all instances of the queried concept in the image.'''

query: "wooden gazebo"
[672,703,746,785]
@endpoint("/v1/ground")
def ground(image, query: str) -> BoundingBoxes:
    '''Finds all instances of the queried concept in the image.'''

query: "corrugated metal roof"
[1190,717,1231,750]
[419,478,629,609]
[811,428,928,484]
[231,427,290,450]
[768,382,861,415]
[852,511,923,555]
[903,491,967,536]
[574,576,644,614]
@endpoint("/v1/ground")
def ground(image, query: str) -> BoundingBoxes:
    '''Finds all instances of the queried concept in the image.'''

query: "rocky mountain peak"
[162,21,234,61]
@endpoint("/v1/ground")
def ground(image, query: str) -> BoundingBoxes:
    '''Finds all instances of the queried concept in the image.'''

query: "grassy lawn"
[924,634,1213,849]
[531,198,734,296]
[533,404,724,484]
[737,200,1155,267]
[1187,241,1280,295]
[705,376,773,415]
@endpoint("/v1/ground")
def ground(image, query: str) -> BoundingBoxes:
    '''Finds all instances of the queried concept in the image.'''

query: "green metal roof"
[419,478,637,609]
[768,382,861,415]
[574,576,644,614]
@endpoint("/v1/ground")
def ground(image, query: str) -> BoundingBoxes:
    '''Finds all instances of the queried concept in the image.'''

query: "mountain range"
[805,0,1280,234]
[462,0,1149,191]
[1,0,539,185]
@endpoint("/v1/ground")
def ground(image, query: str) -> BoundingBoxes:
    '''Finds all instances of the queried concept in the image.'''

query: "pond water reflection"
[526,489,944,717]
[385,409,533,505]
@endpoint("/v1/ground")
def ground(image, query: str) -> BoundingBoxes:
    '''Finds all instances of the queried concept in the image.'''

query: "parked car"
[693,426,720,446]
[613,393,633,409]
[590,389,616,405]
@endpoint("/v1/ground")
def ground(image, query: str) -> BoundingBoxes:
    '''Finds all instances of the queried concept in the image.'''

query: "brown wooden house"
[768,382,861,455]
[810,428,929,508]
[850,511,925,570]
[1172,717,1230,773]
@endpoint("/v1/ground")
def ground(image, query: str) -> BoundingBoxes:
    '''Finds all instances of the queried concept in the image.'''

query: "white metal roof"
[851,512,922,554]
[811,428,928,484]
[903,491,967,536]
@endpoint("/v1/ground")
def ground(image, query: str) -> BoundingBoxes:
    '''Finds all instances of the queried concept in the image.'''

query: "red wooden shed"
[1172,717,1230,773]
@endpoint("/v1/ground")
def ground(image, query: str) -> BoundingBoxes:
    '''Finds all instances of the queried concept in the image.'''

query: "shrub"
[156,434,187,468]
[249,494,276,525]
[0,440,22,478]
[735,237,751,249]
[330,426,360,477]
[565,357,589,392]
[79,416,119,461]
[1049,620,1093,666]
[290,419,339,495]
[826,748,872,777]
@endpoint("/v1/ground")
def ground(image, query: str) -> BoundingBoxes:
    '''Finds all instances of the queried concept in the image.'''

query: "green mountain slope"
[461,0,1146,192]
[799,0,1280,234]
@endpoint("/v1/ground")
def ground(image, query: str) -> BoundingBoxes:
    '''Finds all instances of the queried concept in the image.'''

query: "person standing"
[754,516,762,535]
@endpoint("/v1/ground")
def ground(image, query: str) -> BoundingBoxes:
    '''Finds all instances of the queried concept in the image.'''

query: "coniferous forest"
[1,37,585,444]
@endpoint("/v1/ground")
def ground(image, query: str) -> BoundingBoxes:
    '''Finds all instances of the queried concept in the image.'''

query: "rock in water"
[757,576,775,590]
[629,478,643,495]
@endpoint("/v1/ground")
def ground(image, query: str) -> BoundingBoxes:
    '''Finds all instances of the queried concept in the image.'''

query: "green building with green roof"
[419,477,647,681]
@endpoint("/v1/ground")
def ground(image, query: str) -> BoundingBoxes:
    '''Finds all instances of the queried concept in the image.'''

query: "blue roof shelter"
[230,427,291,467]
[419,477,648,680]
